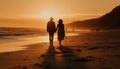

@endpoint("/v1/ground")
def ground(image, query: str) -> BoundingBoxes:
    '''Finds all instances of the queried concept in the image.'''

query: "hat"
[49,17,54,20]
[58,19,63,22]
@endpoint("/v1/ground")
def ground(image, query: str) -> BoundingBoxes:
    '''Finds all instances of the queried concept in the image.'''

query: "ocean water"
[0,27,120,53]
[0,27,79,53]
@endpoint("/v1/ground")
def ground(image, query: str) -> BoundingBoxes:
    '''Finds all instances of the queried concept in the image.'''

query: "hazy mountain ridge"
[66,5,120,30]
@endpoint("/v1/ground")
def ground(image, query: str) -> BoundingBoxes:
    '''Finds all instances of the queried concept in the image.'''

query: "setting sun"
[39,8,63,19]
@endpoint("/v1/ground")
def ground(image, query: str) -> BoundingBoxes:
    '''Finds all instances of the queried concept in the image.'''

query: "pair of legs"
[58,35,63,46]
[49,32,54,46]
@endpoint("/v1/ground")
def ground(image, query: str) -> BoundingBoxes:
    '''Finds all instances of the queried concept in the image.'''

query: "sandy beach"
[0,32,120,69]
[0,0,120,69]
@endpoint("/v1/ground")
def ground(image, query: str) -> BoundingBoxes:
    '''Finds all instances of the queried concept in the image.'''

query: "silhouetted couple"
[47,17,65,46]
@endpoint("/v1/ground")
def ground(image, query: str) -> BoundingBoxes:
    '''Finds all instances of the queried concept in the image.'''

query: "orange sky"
[0,0,120,28]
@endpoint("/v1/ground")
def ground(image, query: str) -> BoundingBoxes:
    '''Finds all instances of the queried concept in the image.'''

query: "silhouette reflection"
[42,45,88,69]
[42,45,57,69]
[58,45,88,69]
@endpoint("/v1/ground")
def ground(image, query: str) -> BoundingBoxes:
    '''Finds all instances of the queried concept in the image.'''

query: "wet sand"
[0,32,120,69]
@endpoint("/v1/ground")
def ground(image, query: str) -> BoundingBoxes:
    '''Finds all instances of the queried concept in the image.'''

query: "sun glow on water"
[0,32,79,53]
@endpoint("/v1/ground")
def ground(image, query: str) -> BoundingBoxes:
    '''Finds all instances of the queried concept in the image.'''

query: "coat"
[47,21,56,33]
[57,22,65,41]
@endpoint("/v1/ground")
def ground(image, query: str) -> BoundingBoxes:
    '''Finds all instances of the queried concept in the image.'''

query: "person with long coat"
[56,19,65,46]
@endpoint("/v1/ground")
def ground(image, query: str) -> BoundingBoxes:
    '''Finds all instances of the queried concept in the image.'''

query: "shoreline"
[0,32,80,53]
[0,32,120,69]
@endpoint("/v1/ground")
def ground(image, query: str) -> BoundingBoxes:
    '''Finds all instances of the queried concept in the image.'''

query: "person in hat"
[47,17,56,46]
[56,19,65,46]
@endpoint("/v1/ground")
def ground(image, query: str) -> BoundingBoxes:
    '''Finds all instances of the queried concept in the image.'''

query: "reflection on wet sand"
[0,33,79,53]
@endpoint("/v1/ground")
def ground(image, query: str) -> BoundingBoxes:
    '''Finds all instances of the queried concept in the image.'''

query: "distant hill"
[66,5,120,30]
